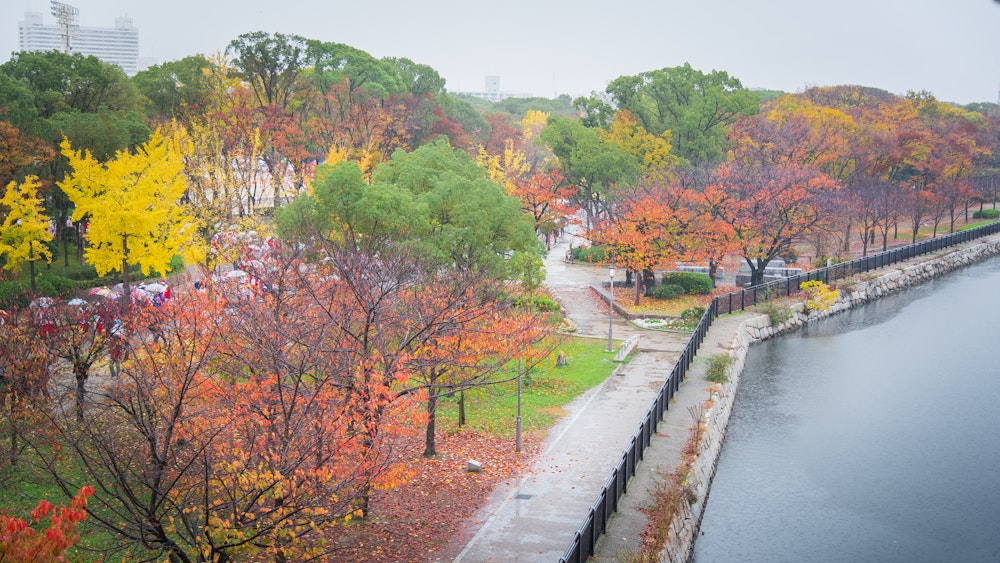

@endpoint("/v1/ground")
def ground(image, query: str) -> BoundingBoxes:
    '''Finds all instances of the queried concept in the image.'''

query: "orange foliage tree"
[702,159,839,286]
[30,286,425,562]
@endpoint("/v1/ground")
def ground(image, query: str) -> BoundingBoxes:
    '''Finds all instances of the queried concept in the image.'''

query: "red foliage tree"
[0,486,93,562]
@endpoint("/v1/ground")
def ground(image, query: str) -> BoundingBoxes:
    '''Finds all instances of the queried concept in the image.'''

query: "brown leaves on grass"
[332,428,541,562]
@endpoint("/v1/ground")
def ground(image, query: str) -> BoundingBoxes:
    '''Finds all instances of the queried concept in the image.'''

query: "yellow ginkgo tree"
[59,130,202,299]
[0,175,53,293]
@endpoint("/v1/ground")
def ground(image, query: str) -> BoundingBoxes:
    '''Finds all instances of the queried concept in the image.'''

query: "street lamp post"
[608,267,616,352]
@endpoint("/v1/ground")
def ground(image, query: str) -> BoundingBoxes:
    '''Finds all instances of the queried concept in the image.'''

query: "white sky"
[2,0,999,105]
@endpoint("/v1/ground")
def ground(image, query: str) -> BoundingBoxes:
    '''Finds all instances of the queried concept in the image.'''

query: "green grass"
[957,219,996,232]
[435,337,621,437]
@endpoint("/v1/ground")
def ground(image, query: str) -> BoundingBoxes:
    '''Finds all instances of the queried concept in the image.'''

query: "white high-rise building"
[18,10,141,75]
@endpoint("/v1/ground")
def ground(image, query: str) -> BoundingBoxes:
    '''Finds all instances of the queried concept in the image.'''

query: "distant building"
[18,9,143,75]
[457,76,532,102]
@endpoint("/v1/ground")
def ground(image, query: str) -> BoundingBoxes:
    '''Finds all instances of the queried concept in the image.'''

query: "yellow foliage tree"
[0,175,53,293]
[600,110,680,179]
[59,130,200,297]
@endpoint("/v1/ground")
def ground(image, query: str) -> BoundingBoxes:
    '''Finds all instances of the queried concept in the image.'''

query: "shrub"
[0,280,31,308]
[514,294,561,312]
[569,245,611,263]
[660,272,712,295]
[756,300,790,326]
[973,208,999,219]
[801,280,839,312]
[680,306,706,323]
[58,263,102,281]
[647,283,684,300]
[705,353,733,384]
[35,274,79,299]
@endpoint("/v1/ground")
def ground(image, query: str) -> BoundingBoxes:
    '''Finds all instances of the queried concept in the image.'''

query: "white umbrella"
[143,283,167,293]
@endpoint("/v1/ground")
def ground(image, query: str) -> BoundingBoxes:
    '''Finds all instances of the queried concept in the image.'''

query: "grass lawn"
[434,336,620,438]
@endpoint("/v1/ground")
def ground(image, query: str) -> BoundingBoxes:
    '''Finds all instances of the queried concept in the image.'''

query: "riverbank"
[648,231,1000,562]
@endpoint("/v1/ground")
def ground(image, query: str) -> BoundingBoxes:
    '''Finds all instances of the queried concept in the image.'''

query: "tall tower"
[49,1,79,54]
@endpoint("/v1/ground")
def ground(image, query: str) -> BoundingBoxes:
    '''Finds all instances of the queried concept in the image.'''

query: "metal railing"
[714,221,1000,315]
[559,220,1000,563]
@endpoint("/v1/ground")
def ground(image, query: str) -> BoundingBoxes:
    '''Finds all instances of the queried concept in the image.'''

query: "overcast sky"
[3,0,999,105]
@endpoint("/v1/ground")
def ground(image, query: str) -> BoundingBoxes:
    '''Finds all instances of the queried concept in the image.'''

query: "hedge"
[660,272,713,295]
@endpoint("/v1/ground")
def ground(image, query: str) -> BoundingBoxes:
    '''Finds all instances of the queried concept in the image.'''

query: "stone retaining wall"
[660,233,1000,563]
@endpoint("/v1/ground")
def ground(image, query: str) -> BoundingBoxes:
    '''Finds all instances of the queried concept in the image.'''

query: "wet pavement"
[452,232,753,562]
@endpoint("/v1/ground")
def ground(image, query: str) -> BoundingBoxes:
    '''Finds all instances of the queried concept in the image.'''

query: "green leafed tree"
[58,130,198,298]
[0,175,53,293]
[603,63,759,165]
[278,139,539,283]
[227,31,310,111]
[132,55,214,122]
[540,116,641,228]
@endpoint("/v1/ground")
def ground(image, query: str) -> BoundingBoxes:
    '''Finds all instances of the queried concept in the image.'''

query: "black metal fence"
[559,221,1000,563]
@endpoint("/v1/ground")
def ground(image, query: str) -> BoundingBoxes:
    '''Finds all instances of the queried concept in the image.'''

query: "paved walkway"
[453,234,752,562]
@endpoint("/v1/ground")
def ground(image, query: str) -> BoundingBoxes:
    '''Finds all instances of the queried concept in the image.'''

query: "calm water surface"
[692,255,1000,563]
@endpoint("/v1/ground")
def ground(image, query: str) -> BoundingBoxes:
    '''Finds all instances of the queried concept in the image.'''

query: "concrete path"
[453,233,751,562]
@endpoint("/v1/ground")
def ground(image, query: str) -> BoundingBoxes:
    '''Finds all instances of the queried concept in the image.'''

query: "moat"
[693,253,1000,562]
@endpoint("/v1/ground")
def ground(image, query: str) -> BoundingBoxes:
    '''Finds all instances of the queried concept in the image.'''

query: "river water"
[692,255,1000,563]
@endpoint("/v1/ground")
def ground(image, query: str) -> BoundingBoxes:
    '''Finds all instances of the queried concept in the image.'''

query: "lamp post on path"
[607,267,616,352]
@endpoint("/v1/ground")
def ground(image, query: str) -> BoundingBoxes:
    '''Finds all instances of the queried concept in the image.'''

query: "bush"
[514,294,561,312]
[973,208,999,219]
[661,272,713,295]
[570,245,612,263]
[801,280,838,312]
[0,280,31,308]
[756,300,790,326]
[58,263,102,281]
[35,274,79,299]
[680,306,706,323]
[705,353,733,384]
[647,283,684,300]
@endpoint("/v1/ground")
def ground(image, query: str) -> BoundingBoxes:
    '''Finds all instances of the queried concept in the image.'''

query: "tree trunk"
[424,392,437,457]
[28,245,36,294]
[633,271,641,306]
[75,363,88,423]
[458,390,466,426]
[7,401,17,467]
[76,223,84,264]
[747,257,770,287]
[122,234,131,306]
[63,224,70,267]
